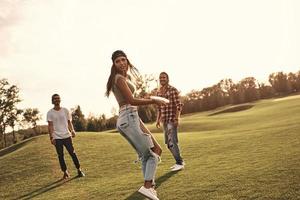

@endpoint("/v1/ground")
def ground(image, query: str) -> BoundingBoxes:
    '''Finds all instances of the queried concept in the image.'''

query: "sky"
[1,0,299,125]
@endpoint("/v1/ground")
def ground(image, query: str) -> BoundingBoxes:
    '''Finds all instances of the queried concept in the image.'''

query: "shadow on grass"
[125,170,179,200]
[208,104,254,116]
[15,176,78,200]
[0,137,36,158]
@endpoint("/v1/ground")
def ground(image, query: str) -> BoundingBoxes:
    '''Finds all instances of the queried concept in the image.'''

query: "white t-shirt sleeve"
[64,108,72,121]
[46,111,53,122]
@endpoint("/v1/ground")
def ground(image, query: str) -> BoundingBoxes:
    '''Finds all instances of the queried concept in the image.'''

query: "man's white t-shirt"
[47,107,72,139]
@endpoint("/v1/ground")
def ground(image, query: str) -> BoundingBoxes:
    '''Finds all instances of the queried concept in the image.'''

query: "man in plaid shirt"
[155,72,185,171]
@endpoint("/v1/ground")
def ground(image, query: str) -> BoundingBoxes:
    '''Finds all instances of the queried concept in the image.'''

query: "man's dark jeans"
[55,137,80,172]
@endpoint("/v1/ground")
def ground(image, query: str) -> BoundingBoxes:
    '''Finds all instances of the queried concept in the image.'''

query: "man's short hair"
[51,94,60,102]
[160,72,169,80]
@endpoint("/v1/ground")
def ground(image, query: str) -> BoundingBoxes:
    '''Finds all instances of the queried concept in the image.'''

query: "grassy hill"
[0,95,300,200]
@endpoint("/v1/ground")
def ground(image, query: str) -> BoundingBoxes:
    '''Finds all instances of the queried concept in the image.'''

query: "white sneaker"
[170,161,185,169]
[170,164,177,169]
[171,164,184,172]
[138,186,159,200]
[151,188,157,196]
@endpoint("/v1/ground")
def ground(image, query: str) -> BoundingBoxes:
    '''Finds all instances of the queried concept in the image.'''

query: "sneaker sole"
[171,167,184,172]
[138,190,159,200]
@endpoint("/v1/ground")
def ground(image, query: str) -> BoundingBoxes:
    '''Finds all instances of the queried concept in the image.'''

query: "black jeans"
[55,137,80,172]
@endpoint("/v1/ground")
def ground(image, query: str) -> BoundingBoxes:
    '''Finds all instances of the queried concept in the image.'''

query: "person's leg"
[163,123,168,146]
[63,137,85,177]
[139,120,161,187]
[139,120,162,157]
[117,109,159,191]
[118,125,159,188]
[55,139,67,172]
[55,139,70,178]
[63,137,81,169]
[165,123,183,165]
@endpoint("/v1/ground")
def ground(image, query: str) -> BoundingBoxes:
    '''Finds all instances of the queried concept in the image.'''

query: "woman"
[106,50,164,200]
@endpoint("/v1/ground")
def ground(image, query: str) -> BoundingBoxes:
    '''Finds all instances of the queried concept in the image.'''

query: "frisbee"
[150,96,170,103]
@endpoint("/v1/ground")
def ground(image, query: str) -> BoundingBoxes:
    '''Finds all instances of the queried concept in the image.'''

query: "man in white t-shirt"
[47,94,85,179]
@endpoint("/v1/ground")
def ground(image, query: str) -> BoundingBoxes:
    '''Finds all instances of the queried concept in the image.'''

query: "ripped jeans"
[163,122,183,165]
[117,105,159,183]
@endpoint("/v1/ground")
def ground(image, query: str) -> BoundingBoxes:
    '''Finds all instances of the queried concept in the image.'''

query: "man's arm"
[175,109,181,121]
[173,88,183,127]
[48,121,56,145]
[65,108,76,137]
[174,109,182,127]
[67,120,76,137]
[156,109,162,128]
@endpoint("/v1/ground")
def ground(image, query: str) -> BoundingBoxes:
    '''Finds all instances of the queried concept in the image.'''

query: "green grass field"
[1,95,300,200]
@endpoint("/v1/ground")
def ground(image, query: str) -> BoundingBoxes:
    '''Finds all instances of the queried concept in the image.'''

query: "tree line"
[181,71,300,114]
[0,79,41,148]
[70,70,300,131]
[1,70,299,148]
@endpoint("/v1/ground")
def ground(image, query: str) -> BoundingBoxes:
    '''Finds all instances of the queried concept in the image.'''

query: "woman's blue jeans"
[117,106,159,183]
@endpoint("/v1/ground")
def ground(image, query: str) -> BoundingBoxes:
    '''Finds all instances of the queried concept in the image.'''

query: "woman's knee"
[151,146,162,156]
[156,146,162,156]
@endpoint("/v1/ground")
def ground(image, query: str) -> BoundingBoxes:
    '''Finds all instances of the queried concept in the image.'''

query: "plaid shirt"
[156,85,183,123]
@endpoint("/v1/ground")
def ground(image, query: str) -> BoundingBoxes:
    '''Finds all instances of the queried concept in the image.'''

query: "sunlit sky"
[1,0,299,125]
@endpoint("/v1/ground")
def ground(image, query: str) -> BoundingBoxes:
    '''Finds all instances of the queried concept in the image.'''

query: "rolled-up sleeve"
[172,88,183,111]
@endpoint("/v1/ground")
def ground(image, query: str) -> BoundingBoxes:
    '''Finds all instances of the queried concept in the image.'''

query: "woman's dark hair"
[105,51,140,97]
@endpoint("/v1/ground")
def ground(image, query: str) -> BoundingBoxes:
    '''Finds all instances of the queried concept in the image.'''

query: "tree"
[296,71,300,92]
[135,74,157,98]
[8,109,23,143]
[105,115,118,130]
[22,108,41,134]
[135,74,158,122]
[138,105,157,123]
[0,79,21,148]
[239,77,260,102]
[71,105,86,131]
[258,83,275,99]
[269,72,292,94]
[183,90,204,113]
[217,79,235,104]
[99,114,107,131]
[86,116,97,132]
[229,83,246,104]
[86,114,107,132]
[287,72,300,92]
